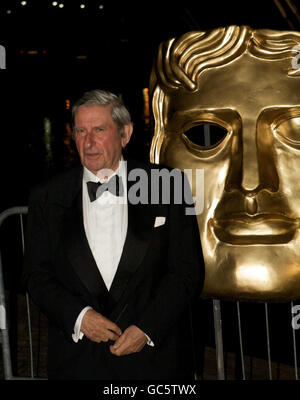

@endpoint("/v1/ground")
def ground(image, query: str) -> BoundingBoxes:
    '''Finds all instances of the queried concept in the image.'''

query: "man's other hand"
[109,325,147,356]
[81,309,122,343]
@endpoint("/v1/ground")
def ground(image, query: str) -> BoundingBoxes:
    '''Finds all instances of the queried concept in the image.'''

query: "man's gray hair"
[72,89,132,137]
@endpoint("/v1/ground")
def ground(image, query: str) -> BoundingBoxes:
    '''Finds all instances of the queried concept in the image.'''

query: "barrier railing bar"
[0,248,13,379]
[25,293,34,378]
[20,213,34,379]
[213,299,225,380]
[291,301,298,380]
[237,301,246,379]
[0,207,28,227]
[265,302,272,380]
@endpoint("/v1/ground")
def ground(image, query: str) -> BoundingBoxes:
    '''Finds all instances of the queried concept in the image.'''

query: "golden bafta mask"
[150,26,300,301]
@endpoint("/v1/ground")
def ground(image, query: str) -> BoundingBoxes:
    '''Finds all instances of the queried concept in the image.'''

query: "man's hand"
[81,309,122,343]
[109,325,148,356]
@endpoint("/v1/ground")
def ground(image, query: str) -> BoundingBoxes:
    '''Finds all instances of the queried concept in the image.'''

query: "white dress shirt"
[72,158,153,346]
[83,160,128,291]
[72,158,127,342]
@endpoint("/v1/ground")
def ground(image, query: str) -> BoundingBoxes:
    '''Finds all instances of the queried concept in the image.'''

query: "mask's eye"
[275,117,300,150]
[183,123,228,148]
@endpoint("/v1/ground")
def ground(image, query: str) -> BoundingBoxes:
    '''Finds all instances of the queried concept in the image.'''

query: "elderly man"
[23,89,203,380]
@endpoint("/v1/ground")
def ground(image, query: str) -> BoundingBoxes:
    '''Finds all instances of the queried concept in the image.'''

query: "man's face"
[157,52,300,300]
[74,104,132,175]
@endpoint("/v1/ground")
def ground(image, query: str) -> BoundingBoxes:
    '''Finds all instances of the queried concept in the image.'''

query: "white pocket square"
[154,216,166,228]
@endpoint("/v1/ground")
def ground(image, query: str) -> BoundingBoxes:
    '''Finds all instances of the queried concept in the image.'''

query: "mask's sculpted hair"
[151,25,300,93]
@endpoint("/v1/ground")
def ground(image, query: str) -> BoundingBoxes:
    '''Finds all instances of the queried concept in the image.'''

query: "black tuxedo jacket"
[23,158,204,379]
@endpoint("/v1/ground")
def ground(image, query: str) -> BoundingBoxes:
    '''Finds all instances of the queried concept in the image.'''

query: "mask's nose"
[226,117,279,200]
[241,120,260,193]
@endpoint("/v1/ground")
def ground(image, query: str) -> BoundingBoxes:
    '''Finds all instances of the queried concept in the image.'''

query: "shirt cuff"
[72,306,92,343]
[144,333,154,347]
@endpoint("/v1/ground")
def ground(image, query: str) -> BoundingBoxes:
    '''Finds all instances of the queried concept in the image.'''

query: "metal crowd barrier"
[0,206,45,380]
[212,298,299,380]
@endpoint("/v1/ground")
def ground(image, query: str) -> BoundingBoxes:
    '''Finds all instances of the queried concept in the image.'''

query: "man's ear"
[121,123,133,148]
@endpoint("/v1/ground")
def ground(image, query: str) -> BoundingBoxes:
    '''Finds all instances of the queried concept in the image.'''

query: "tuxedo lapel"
[60,169,108,302]
[109,159,156,307]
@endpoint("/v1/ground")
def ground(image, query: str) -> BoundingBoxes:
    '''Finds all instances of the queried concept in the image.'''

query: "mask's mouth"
[210,213,299,244]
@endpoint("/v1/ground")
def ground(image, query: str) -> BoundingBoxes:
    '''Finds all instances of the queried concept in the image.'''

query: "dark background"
[1,0,299,211]
[1,0,300,378]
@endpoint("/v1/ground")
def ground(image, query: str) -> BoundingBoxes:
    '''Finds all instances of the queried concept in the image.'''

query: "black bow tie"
[87,175,124,202]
